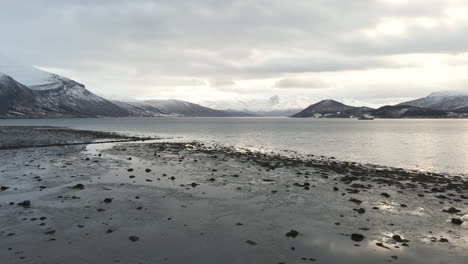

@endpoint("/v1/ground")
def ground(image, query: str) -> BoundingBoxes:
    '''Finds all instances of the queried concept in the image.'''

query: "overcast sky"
[2,0,468,108]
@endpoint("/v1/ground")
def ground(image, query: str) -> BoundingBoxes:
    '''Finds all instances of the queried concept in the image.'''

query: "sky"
[2,0,468,109]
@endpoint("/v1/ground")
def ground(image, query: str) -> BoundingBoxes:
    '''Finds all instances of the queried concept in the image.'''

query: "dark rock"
[349,198,362,205]
[439,238,449,243]
[354,208,366,214]
[451,218,463,225]
[381,192,391,198]
[0,186,10,191]
[170,176,176,181]
[442,207,461,214]
[145,169,151,173]
[285,230,299,238]
[392,235,405,243]
[245,240,257,245]
[400,204,408,208]
[208,178,216,182]
[127,168,134,172]
[18,200,31,208]
[333,187,339,191]
[351,233,365,242]
[72,184,85,190]
[191,182,199,188]
[129,235,139,242]
[103,198,113,203]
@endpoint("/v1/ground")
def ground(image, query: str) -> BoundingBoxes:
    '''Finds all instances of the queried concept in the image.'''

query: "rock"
[191,182,199,188]
[381,192,391,198]
[72,184,85,190]
[18,200,31,208]
[349,198,362,205]
[451,218,463,225]
[442,207,461,214]
[392,235,404,242]
[439,238,449,243]
[129,235,139,242]
[170,176,176,181]
[129,175,135,179]
[208,178,216,182]
[0,186,10,191]
[333,187,339,191]
[351,233,365,242]
[127,168,134,172]
[103,198,113,203]
[145,169,151,173]
[354,208,366,214]
[400,204,408,208]
[285,230,299,238]
[245,240,257,245]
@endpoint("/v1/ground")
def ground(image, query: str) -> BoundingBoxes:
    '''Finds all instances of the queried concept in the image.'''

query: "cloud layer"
[1,0,468,107]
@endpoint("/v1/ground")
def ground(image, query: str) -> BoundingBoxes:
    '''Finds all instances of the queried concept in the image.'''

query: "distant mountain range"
[291,96,468,118]
[113,100,254,117]
[1,57,468,119]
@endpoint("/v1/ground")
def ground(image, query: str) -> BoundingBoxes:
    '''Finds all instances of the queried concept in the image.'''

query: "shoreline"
[0,126,466,263]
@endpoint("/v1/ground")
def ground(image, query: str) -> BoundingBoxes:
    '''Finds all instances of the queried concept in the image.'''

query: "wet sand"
[0,126,467,263]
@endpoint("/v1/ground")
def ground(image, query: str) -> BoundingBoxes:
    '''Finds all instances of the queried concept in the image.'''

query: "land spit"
[0,126,466,263]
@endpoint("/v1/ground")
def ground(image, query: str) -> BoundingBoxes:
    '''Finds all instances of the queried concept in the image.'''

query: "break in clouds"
[2,0,468,107]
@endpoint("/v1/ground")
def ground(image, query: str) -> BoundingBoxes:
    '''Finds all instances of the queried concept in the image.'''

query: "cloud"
[274,78,329,89]
[1,0,468,106]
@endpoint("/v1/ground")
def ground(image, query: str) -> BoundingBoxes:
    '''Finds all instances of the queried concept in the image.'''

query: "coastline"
[0,126,466,263]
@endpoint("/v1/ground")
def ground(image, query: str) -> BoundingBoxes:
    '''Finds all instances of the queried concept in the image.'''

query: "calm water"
[1,117,467,175]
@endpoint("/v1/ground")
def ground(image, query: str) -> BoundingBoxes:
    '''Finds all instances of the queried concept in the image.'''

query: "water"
[1,117,467,175]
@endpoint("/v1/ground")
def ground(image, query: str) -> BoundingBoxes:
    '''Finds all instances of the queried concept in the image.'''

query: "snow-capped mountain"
[291,99,373,118]
[197,95,307,117]
[114,99,254,117]
[0,56,129,117]
[399,91,468,111]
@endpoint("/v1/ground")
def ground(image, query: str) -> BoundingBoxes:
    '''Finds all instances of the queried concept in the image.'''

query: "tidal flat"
[0,127,467,264]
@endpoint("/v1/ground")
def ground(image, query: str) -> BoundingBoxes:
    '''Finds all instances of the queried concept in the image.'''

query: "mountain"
[114,99,254,117]
[399,91,468,111]
[372,105,448,118]
[0,57,130,118]
[198,95,306,117]
[291,99,373,118]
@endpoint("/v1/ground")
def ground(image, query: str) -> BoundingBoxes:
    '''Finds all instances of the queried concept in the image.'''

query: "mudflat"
[0,126,467,264]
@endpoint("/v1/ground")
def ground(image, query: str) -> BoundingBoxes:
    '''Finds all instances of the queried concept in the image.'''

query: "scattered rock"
[451,218,463,225]
[349,198,362,205]
[285,230,299,238]
[72,184,85,190]
[354,208,366,214]
[129,235,139,242]
[18,200,31,208]
[442,207,461,214]
[351,233,365,242]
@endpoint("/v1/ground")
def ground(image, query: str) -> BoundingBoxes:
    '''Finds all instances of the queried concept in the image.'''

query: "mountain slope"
[291,100,373,118]
[399,91,468,111]
[0,74,41,116]
[372,105,448,118]
[0,57,130,118]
